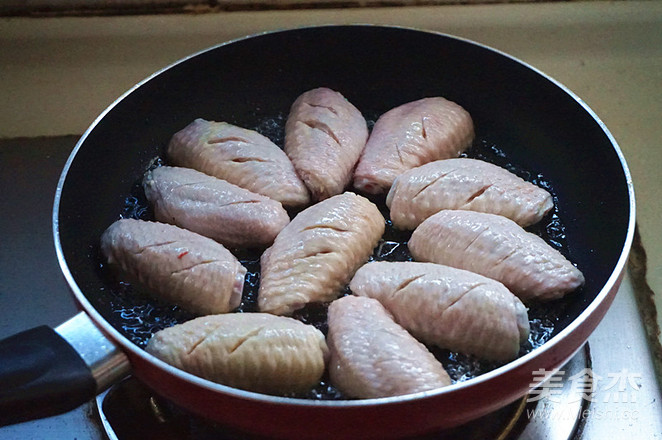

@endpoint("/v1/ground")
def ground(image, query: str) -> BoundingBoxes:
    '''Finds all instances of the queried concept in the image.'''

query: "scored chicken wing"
[100,219,246,315]
[353,97,474,195]
[146,313,328,395]
[143,166,290,248]
[285,88,368,201]
[258,192,385,315]
[167,119,310,208]
[327,295,451,399]
[408,210,585,301]
[386,158,554,230]
[350,261,529,361]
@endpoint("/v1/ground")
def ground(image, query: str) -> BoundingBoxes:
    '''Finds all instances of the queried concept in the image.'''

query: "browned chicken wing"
[350,261,529,361]
[143,166,290,248]
[167,119,309,208]
[146,313,328,395]
[386,158,554,230]
[327,295,451,398]
[408,210,585,301]
[285,87,368,201]
[353,97,474,194]
[258,192,385,315]
[100,219,246,315]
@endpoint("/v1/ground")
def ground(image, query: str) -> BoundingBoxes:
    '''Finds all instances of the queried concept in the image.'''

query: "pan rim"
[52,23,636,407]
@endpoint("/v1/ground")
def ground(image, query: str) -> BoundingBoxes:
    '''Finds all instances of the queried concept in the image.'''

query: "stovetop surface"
[0,136,660,439]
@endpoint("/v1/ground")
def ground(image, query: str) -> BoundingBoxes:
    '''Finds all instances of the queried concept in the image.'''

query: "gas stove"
[0,136,660,439]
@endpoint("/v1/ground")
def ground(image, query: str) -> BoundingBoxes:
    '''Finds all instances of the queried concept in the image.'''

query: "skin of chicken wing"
[386,158,553,230]
[350,261,530,362]
[100,218,246,315]
[285,87,368,201]
[146,313,329,395]
[143,166,290,248]
[353,97,474,195]
[408,210,585,301]
[327,295,451,398]
[167,119,310,208]
[258,192,385,315]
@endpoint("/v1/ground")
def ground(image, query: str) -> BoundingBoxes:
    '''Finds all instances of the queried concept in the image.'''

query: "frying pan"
[0,25,634,439]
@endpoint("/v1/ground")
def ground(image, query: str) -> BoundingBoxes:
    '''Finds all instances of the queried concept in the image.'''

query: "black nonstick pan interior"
[56,25,631,398]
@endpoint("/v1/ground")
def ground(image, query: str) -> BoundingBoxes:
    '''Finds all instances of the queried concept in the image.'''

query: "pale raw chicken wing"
[408,210,585,301]
[327,295,451,399]
[350,261,529,361]
[353,97,474,194]
[100,219,246,315]
[258,192,385,315]
[285,87,368,201]
[167,119,309,208]
[386,158,554,229]
[143,166,290,248]
[146,313,328,395]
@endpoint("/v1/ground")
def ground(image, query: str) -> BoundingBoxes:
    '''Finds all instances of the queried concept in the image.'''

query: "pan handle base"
[55,311,130,393]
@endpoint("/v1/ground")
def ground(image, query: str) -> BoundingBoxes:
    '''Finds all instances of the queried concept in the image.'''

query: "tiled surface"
[1,0,661,343]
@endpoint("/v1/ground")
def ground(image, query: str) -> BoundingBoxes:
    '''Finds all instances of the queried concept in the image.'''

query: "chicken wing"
[408,210,585,301]
[386,158,554,229]
[146,313,328,395]
[143,166,290,248]
[167,119,309,208]
[353,97,474,194]
[100,219,246,315]
[258,192,385,315]
[285,87,368,201]
[350,261,529,361]
[327,295,451,398]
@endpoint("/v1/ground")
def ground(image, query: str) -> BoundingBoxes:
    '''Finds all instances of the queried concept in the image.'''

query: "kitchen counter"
[0,1,660,437]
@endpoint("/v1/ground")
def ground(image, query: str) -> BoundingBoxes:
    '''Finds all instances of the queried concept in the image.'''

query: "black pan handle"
[0,312,130,426]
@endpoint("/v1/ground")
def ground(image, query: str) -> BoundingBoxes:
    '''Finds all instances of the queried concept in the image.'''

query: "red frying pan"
[0,25,634,439]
